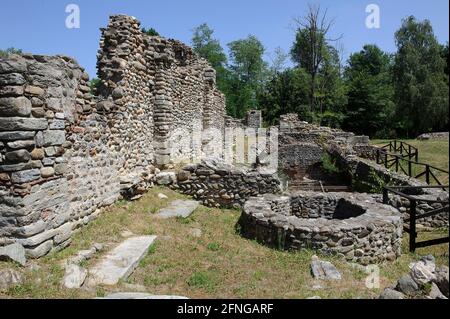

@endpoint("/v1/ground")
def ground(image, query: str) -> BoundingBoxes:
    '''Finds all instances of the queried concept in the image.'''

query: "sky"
[0,0,448,78]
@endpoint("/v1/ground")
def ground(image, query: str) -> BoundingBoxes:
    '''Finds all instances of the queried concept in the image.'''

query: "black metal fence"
[383,185,449,252]
[375,141,448,187]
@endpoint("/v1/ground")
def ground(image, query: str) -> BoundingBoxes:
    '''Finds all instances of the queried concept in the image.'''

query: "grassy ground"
[371,139,449,185]
[1,187,448,299]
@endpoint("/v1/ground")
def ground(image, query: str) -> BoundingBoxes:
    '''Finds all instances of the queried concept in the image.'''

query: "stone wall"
[239,192,403,264]
[97,15,226,167]
[0,14,229,257]
[173,159,281,209]
[0,54,122,256]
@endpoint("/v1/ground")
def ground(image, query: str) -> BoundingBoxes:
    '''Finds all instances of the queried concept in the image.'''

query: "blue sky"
[0,0,448,78]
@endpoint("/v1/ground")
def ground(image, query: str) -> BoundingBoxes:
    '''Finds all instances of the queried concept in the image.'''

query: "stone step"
[99,292,188,299]
[155,200,199,219]
[87,235,156,286]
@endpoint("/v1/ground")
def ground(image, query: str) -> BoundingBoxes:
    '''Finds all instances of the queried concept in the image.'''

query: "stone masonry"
[0,15,232,257]
[240,192,403,264]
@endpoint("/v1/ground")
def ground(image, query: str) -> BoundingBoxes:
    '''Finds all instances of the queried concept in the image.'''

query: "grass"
[371,139,449,185]
[1,186,448,299]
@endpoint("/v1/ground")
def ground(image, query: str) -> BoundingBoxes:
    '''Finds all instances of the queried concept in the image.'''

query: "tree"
[191,23,227,70]
[0,47,22,58]
[290,5,340,113]
[393,16,449,137]
[343,45,395,137]
[258,68,310,125]
[142,27,160,36]
[226,35,268,118]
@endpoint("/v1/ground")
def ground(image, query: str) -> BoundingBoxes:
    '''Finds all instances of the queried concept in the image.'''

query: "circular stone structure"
[239,192,403,264]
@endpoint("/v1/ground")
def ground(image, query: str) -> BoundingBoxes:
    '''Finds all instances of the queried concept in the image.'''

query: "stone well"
[239,192,403,264]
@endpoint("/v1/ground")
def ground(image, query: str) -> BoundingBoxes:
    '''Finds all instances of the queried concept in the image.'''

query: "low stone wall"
[173,160,281,209]
[239,192,403,264]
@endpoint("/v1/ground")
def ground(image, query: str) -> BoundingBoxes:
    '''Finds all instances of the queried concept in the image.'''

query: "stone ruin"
[240,192,403,264]
[0,14,447,262]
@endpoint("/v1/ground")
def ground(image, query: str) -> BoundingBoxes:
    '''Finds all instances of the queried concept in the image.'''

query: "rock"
[0,269,23,292]
[11,168,41,183]
[410,258,436,285]
[176,170,190,182]
[24,85,45,96]
[43,130,65,146]
[5,149,31,162]
[306,296,321,299]
[434,266,449,297]
[396,275,420,295]
[310,257,341,280]
[0,96,32,116]
[155,200,199,219]
[62,264,87,289]
[155,171,176,185]
[378,288,405,299]
[87,236,157,286]
[157,193,168,199]
[429,282,447,299]
[0,131,35,141]
[0,243,27,266]
[40,166,55,178]
[0,117,48,131]
[99,292,188,299]
[31,148,45,160]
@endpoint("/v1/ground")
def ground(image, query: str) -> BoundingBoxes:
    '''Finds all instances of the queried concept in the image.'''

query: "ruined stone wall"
[240,192,403,264]
[173,159,281,209]
[0,54,121,256]
[0,14,229,257]
[97,15,226,167]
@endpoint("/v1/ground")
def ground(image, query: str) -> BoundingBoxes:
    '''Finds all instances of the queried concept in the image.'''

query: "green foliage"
[351,166,386,193]
[0,47,22,58]
[186,271,216,291]
[343,45,395,137]
[142,27,160,36]
[88,78,100,96]
[321,153,341,175]
[206,242,220,251]
[393,16,449,137]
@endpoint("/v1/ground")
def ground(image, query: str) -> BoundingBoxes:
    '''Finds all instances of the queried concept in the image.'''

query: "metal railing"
[375,148,448,188]
[383,185,449,252]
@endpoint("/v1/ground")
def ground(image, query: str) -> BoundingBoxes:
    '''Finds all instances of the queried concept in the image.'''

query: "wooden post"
[426,165,430,184]
[415,151,418,163]
[384,153,388,168]
[408,160,412,177]
[395,156,399,172]
[382,187,389,204]
[394,140,397,153]
[410,200,417,253]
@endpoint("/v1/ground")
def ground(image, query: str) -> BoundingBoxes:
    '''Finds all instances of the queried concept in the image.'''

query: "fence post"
[409,200,417,253]
[415,151,418,163]
[376,149,380,164]
[384,153,388,168]
[389,142,392,152]
[395,156,399,172]
[382,187,389,204]
[408,160,412,177]
[426,165,430,185]
[394,140,397,153]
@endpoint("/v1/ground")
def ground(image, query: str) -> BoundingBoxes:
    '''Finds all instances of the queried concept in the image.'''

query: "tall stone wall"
[0,14,229,257]
[97,15,226,166]
[0,54,121,256]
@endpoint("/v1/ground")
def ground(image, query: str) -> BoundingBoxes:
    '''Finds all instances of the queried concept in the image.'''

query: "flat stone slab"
[99,292,188,299]
[87,236,156,286]
[311,259,342,280]
[155,200,199,219]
